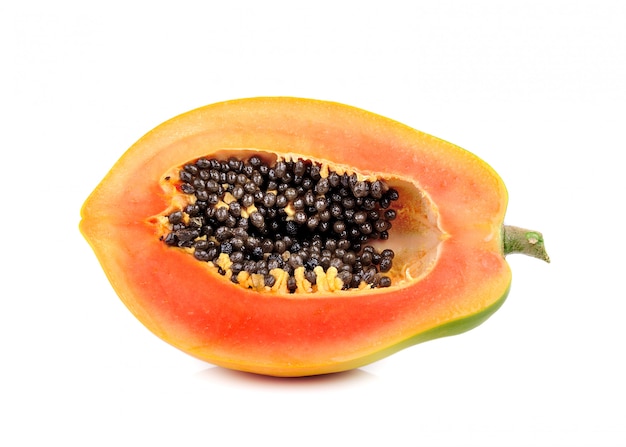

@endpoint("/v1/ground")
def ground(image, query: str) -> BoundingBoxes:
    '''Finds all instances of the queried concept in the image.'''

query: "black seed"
[267,259,281,270]
[284,187,298,201]
[242,194,254,208]
[264,274,276,288]
[251,171,264,187]
[228,157,242,172]
[204,180,217,192]
[351,181,369,198]
[261,238,274,253]
[360,251,372,266]
[188,217,203,228]
[381,249,395,259]
[318,209,331,222]
[288,254,304,269]
[308,164,320,180]
[275,194,288,208]
[194,250,210,261]
[285,220,298,236]
[379,276,392,288]
[359,222,373,235]
[230,251,244,263]
[215,226,232,241]
[343,251,357,265]
[374,219,390,232]
[164,233,177,246]
[293,197,305,210]
[348,173,358,188]
[329,203,343,220]
[232,185,245,199]
[384,209,397,220]
[322,171,337,187]
[353,211,368,224]
[370,180,384,199]
[274,161,287,178]
[379,257,393,273]
[362,197,377,210]
[229,202,242,217]
[253,190,265,204]
[294,210,307,225]
[319,256,331,269]
[175,228,199,242]
[281,171,293,184]
[230,237,244,251]
[220,242,233,255]
[293,160,306,176]
[215,207,229,222]
[206,247,219,260]
[350,274,362,288]
[244,181,257,194]
[287,276,297,293]
[243,260,257,273]
[386,188,399,201]
[231,262,243,275]
[303,192,314,208]
[333,221,346,234]
[304,257,319,270]
[263,192,277,208]
[305,270,317,285]
[195,190,209,202]
[180,170,193,183]
[196,158,211,169]
[315,178,329,195]
[274,239,287,254]
[362,266,377,283]
[181,183,195,194]
[290,241,302,253]
[250,211,265,228]
[307,215,320,230]
[207,193,220,205]
[330,257,343,270]
[301,177,314,190]
[168,211,183,224]
[251,246,264,260]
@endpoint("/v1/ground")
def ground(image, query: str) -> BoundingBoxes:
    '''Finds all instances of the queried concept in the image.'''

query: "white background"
[2,1,625,446]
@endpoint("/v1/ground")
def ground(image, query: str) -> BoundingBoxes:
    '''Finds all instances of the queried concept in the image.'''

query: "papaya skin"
[80,97,546,377]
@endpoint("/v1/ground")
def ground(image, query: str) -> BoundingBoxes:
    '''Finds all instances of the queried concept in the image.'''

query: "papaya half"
[80,97,549,377]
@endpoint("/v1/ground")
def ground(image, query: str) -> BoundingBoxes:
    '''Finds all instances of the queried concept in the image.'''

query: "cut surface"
[154,150,444,295]
[80,97,511,376]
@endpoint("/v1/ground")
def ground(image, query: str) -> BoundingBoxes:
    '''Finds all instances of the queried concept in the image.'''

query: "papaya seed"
[162,154,398,294]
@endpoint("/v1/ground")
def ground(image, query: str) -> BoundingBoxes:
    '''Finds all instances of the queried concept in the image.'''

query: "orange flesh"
[80,97,511,376]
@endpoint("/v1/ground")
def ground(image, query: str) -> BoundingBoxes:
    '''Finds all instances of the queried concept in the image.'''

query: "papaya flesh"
[80,97,548,377]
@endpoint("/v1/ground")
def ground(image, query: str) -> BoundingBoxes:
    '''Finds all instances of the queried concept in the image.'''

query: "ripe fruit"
[80,97,549,376]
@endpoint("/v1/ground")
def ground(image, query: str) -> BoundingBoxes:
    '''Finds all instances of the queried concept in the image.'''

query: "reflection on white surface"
[195,365,378,387]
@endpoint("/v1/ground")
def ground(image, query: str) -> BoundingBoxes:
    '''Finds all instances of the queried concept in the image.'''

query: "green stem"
[502,225,550,263]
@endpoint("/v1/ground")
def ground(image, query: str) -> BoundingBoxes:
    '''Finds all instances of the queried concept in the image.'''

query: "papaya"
[80,97,549,377]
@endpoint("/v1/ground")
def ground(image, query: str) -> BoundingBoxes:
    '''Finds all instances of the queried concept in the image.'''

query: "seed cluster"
[161,155,399,292]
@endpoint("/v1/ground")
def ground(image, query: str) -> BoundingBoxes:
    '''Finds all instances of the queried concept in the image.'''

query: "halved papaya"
[80,97,548,377]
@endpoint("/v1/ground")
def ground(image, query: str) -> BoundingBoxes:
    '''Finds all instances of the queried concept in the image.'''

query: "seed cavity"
[161,154,401,294]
